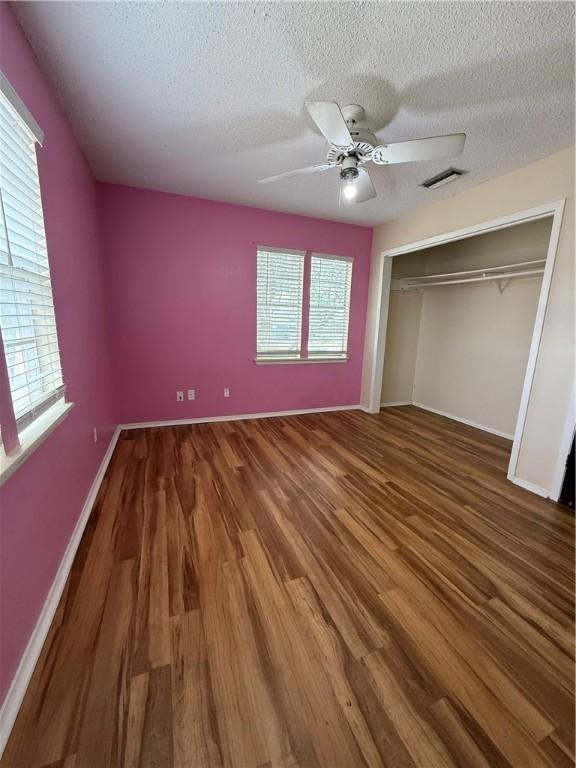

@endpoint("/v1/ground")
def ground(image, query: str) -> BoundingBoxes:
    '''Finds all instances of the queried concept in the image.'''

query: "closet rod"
[401,258,546,283]
[404,268,544,289]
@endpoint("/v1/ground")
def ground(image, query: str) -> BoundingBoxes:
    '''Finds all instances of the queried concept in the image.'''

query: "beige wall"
[391,216,552,276]
[381,290,422,404]
[370,146,574,493]
[413,278,542,436]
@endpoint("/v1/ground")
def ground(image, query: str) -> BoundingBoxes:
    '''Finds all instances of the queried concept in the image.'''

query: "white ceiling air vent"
[421,167,466,190]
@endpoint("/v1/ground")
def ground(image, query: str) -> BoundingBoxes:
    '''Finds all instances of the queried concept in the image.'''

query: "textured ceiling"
[12,1,575,226]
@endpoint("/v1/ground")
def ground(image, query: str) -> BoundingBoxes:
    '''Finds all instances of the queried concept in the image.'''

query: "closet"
[381,217,553,439]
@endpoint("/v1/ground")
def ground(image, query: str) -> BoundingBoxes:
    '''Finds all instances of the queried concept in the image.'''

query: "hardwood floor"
[3,406,574,767]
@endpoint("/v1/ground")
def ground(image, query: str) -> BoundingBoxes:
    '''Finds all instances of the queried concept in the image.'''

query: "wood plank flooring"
[3,406,574,767]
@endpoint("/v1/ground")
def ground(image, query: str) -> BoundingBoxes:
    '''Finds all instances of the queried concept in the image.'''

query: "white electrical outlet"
[93,427,98,443]
[224,387,230,398]
[176,390,184,402]
[188,389,195,401]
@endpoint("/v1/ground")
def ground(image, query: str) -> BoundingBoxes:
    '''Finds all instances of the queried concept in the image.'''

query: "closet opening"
[383,217,550,446]
[366,200,571,500]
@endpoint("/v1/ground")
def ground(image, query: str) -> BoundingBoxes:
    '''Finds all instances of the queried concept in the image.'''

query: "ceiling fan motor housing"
[345,109,378,147]
[327,104,377,167]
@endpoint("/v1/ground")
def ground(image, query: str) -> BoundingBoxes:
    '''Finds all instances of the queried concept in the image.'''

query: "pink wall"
[99,183,372,424]
[0,5,115,702]
[0,3,372,715]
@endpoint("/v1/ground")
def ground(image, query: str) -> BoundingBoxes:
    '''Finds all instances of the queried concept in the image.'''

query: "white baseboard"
[0,427,121,757]
[508,475,550,498]
[119,404,361,430]
[380,401,412,408]
[411,401,514,441]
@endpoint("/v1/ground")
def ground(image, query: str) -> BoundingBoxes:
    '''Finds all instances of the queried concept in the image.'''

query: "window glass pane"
[0,90,64,431]
[308,255,352,357]
[256,249,304,357]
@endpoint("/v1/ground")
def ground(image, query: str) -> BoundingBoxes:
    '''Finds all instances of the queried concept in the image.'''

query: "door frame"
[550,382,575,501]
[362,199,568,498]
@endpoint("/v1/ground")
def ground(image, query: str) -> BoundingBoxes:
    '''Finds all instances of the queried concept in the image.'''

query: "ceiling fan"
[258,101,466,204]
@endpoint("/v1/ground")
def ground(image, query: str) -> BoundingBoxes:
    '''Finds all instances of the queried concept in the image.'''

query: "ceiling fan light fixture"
[342,179,357,200]
[340,156,359,200]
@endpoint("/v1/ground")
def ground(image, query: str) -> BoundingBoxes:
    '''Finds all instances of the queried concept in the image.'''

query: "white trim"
[506,200,565,485]
[0,427,121,757]
[411,402,514,440]
[16,386,68,434]
[255,356,348,365]
[0,71,44,145]
[380,202,561,259]
[509,476,549,498]
[0,401,74,486]
[381,400,412,407]
[364,255,392,413]
[256,245,306,257]
[365,199,566,498]
[120,404,360,431]
[549,382,576,502]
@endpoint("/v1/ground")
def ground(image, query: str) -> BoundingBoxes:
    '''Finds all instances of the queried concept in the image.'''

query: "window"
[256,247,353,363]
[1,83,65,444]
[257,248,305,360]
[308,254,352,359]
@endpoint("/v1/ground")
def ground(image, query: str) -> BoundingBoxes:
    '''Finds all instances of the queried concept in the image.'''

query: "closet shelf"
[393,259,545,293]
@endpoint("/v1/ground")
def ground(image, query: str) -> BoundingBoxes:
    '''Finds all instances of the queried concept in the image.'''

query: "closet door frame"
[363,199,568,500]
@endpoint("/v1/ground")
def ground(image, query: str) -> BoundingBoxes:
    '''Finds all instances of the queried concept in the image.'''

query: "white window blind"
[0,90,64,432]
[308,254,353,358]
[257,248,304,359]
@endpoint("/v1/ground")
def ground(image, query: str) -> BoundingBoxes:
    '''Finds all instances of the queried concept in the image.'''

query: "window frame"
[255,246,353,365]
[0,75,72,484]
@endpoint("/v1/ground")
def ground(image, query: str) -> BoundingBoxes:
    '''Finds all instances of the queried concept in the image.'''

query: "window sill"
[255,356,349,365]
[0,400,74,486]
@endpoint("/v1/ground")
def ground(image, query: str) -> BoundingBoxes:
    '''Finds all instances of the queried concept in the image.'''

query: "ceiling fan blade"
[258,163,333,184]
[371,133,466,165]
[305,101,353,148]
[354,168,377,203]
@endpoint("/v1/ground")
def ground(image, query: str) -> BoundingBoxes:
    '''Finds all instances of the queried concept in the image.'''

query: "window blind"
[0,91,64,432]
[308,254,353,358]
[257,248,304,359]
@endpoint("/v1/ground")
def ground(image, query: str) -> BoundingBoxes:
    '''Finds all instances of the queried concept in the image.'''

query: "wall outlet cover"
[176,391,184,401]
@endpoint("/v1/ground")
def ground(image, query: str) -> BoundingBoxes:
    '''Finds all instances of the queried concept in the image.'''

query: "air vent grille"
[421,167,466,190]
